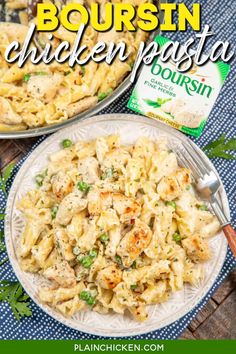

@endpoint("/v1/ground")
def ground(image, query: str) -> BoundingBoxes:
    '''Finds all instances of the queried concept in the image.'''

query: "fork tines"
[173,140,210,181]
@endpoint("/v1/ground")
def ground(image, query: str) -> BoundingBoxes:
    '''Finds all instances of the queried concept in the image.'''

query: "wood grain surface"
[0,138,235,339]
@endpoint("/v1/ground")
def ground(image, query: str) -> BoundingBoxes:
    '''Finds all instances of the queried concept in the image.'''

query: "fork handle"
[222,224,236,257]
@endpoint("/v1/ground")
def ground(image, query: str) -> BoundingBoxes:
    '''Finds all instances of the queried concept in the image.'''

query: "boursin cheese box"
[128,36,230,137]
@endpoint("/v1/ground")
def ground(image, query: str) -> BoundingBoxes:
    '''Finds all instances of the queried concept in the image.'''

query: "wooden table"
[1,137,236,339]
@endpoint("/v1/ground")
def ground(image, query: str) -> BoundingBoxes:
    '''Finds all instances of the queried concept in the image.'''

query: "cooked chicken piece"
[182,235,211,262]
[157,168,191,201]
[117,220,152,267]
[27,73,63,103]
[113,193,141,223]
[55,192,87,225]
[54,228,75,261]
[195,214,220,238]
[175,168,191,188]
[51,171,74,199]
[176,192,220,238]
[97,208,120,230]
[96,264,122,290]
[0,97,22,125]
[67,97,98,118]
[43,260,76,288]
[78,156,99,184]
[87,189,113,215]
[149,151,178,183]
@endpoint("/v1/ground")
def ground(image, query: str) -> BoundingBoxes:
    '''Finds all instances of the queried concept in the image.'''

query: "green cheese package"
[128,36,230,137]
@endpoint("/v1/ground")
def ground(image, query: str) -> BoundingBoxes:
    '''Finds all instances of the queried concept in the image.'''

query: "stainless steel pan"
[0,0,166,138]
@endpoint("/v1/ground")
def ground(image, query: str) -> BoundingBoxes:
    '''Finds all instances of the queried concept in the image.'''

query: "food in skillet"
[17,135,220,321]
[0,0,149,131]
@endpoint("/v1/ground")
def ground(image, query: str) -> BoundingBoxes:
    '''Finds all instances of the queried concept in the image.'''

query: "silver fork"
[174,139,236,257]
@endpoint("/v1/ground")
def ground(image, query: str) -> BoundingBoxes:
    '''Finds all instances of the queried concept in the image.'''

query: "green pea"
[166,201,176,209]
[89,249,98,258]
[79,291,90,301]
[87,296,96,306]
[186,185,191,191]
[62,139,73,149]
[23,74,31,82]
[77,181,90,192]
[81,256,93,268]
[51,205,59,220]
[98,88,113,102]
[98,92,107,101]
[79,291,96,306]
[35,174,44,187]
[100,233,109,244]
[173,233,182,243]
[73,246,80,256]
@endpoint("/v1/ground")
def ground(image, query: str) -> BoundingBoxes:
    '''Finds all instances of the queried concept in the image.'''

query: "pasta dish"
[17,135,220,321]
[0,0,149,132]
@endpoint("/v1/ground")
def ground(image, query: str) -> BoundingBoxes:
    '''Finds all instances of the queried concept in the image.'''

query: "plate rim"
[5,113,228,337]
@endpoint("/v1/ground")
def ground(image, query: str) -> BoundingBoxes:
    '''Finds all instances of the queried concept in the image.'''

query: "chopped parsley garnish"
[98,88,113,102]
[115,255,122,266]
[130,284,138,290]
[77,181,90,193]
[51,205,59,220]
[166,201,176,209]
[23,74,31,82]
[100,233,109,244]
[89,249,98,258]
[35,174,44,187]
[198,204,208,211]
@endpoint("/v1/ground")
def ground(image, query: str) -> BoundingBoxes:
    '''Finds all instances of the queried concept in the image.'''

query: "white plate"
[5,114,228,337]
